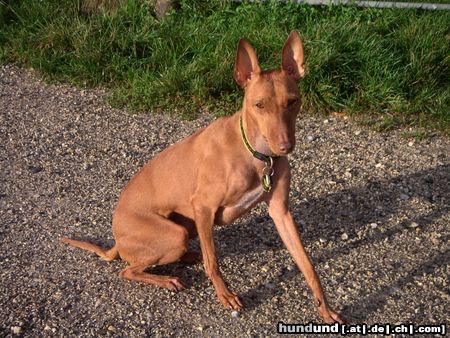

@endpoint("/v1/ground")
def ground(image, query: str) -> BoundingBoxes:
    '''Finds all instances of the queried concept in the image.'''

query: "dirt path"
[1,64,448,336]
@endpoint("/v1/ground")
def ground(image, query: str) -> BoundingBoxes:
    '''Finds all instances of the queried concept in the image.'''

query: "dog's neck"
[240,110,273,157]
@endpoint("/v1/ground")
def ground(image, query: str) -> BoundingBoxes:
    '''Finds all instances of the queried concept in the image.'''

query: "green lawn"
[1,0,449,132]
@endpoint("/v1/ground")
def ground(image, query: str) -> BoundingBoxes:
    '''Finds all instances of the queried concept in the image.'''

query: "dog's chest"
[234,186,264,210]
[215,186,265,225]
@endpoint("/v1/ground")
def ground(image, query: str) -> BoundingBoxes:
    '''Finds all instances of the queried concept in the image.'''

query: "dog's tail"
[60,237,119,261]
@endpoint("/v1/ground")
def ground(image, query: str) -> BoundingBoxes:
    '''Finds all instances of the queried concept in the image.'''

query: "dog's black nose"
[278,142,293,154]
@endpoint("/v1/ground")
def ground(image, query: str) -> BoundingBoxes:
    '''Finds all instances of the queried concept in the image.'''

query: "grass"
[401,130,432,139]
[1,0,449,132]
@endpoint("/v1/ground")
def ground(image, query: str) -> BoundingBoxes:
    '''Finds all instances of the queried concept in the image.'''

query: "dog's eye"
[288,98,299,107]
[255,102,265,109]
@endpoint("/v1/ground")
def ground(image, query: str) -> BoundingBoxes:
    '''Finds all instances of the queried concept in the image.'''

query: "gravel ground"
[1,64,449,337]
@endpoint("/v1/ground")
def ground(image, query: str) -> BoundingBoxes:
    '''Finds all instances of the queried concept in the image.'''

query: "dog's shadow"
[214,164,449,320]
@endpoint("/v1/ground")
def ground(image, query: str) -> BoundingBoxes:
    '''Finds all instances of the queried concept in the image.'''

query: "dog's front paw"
[320,307,345,324]
[218,289,244,311]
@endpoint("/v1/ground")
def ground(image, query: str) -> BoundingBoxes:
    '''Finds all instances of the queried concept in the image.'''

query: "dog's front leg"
[269,206,344,323]
[193,202,243,311]
[267,159,344,323]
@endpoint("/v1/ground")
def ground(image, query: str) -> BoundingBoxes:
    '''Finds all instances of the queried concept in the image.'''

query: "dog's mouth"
[262,136,277,155]
[274,148,293,156]
[263,136,294,156]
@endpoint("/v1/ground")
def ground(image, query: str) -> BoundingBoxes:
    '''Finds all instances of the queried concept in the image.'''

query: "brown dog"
[61,31,344,323]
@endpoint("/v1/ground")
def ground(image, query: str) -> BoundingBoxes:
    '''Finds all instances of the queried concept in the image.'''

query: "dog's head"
[234,31,305,156]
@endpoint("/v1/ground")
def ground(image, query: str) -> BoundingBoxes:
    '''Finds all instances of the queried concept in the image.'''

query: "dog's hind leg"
[119,263,187,291]
[114,212,191,291]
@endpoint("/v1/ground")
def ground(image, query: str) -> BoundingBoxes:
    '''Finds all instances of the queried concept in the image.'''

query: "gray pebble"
[11,326,22,335]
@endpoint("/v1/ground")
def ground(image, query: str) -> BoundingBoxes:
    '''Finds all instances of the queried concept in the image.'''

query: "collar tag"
[261,159,274,192]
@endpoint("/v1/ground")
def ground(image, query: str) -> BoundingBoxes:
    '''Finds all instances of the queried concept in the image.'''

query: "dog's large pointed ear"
[234,38,261,88]
[281,31,305,81]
